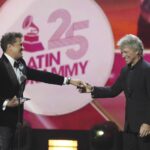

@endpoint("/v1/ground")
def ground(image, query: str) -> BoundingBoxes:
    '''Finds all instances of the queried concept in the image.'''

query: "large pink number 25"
[48,9,89,60]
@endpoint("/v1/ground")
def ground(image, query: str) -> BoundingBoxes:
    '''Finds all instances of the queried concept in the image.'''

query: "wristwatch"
[66,77,71,84]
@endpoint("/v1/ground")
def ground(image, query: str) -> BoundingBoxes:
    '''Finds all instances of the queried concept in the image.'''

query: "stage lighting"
[48,139,78,150]
[90,121,119,150]
[96,130,104,136]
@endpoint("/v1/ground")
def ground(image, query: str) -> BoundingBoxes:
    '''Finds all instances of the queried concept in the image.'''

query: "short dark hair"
[0,32,23,52]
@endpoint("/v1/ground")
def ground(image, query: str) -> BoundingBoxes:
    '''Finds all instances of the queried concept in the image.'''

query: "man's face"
[9,37,23,60]
[121,47,139,65]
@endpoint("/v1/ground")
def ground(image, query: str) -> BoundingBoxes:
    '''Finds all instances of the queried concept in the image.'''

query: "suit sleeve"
[91,69,124,98]
[145,66,150,99]
[0,63,6,108]
[26,67,65,85]
[0,80,5,108]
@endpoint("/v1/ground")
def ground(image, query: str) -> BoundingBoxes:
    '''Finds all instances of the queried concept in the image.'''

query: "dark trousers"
[0,127,15,150]
[123,132,150,150]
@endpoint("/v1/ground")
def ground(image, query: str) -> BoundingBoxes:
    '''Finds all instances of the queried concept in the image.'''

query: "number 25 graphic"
[48,9,89,60]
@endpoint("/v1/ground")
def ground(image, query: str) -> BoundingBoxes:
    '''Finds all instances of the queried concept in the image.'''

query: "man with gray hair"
[79,34,150,150]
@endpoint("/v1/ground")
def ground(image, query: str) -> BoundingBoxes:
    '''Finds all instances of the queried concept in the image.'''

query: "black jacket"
[92,58,150,133]
[0,54,64,127]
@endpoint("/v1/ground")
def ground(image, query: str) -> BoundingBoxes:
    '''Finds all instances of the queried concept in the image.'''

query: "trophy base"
[23,42,44,52]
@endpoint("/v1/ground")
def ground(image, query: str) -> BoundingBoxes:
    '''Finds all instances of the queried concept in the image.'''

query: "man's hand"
[7,96,19,108]
[69,79,85,87]
[139,123,150,137]
[78,82,93,93]
[68,79,94,93]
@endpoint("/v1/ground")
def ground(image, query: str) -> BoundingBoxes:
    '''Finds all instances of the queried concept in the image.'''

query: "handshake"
[69,79,94,93]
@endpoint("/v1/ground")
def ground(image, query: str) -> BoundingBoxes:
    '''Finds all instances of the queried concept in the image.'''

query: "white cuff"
[63,77,68,85]
[2,99,9,111]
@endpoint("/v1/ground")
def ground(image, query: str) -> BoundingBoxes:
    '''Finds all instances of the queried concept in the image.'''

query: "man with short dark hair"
[0,32,80,150]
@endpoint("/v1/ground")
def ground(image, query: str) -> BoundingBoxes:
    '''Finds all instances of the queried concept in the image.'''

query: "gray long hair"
[117,34,144,56]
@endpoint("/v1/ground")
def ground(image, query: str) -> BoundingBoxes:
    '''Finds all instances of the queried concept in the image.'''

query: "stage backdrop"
[0,0,149,130]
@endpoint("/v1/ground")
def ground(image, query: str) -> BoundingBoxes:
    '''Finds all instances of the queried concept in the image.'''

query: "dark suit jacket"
[0,54,64,128]
[92,58,150,133]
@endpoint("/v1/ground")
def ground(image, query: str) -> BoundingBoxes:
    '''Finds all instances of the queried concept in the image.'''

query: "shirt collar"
[4,53,16,67]
[128,58,143,70]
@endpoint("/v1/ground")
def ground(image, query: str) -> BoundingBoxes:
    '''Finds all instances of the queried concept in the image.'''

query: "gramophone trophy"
[22,15,44,52]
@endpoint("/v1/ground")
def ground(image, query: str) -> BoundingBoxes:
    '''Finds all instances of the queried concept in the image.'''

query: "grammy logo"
[22,15,44,52]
